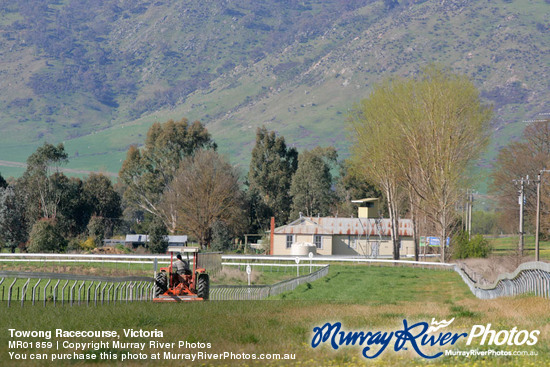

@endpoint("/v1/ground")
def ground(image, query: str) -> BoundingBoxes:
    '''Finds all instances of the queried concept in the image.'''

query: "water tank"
[290,242,317,256]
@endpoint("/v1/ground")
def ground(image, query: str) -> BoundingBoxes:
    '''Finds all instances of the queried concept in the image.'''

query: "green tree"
[50,174,90,237]
[210,221,233,252]
[83,174,122,218]
[0,172,7,189]
[27,218,67,253]
[147,217,169,254]
[119,118,216,232]
[0,187,27,252]
[290,147,337,219]
[335,159,381,218]
[399,68,491,262]
[26,142,69,174]
[83,173,122,238]
[350,66,492,261]
[349,93,405,260]
[20,143,69,222]
[247,127,298,231]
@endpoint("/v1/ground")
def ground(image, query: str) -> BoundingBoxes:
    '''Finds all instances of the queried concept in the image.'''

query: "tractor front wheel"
[155,272,168,297]
[197,274,210,300]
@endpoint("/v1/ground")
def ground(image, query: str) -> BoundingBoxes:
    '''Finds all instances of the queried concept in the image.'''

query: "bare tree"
[349,93,405,260]
[491,118,550,235]
[161,150,244,249]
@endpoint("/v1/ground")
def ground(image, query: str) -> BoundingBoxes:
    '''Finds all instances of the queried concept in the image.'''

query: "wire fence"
[454,261,550,299]
[0,271,154,307]
[210,265,330,300]
[196,252,223,275]
[0,260,328,307]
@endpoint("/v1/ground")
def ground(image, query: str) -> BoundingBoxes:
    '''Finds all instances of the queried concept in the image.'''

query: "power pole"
[514,176,529,256]
[535,173,541,262]
[468,191,474,239]
[463,190,474,239]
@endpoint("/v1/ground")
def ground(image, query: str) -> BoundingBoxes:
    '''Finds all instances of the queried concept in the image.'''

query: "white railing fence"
[1,253,548,301]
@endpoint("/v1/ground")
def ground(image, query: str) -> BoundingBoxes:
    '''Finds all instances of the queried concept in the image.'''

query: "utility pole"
[463,190,474,239]
[514,176,530,256]
[468,191,474,239]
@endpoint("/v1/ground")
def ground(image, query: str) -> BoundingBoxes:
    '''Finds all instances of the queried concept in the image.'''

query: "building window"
[286,235,294,249]
[314,235,322,249]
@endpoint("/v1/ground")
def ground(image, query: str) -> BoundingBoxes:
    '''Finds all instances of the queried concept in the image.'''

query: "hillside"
[0,0,548,183]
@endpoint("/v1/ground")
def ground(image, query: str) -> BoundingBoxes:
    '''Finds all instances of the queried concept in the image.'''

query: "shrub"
[67,236,86,252]
[87,216,107,245]
[27,219,67,253]
[468,234,492,258]
[452,231,492,259]
[80,237,96,251]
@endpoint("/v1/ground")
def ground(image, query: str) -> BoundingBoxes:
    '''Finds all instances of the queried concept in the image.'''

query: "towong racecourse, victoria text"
[311,319,541,360]
[8,328,163,340]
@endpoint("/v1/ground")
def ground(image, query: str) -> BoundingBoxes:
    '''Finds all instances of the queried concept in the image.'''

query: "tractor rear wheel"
[197,274,210,300]
[154,272,168,297]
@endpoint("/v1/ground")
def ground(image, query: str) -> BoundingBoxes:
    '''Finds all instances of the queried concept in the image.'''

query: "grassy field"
[485,235,550,263]
[487,235,550,259]
[0,264,547,366]
[0,261,156,278]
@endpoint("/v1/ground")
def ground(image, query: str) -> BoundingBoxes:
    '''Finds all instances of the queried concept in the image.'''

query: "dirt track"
[0,160,117,177]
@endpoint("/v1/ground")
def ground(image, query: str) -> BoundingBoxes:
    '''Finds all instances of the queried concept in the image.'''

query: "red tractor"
[154,246,210,302]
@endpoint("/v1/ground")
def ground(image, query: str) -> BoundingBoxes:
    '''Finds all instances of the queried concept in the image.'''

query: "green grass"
[0,263,308,298]
[272,265,473,304]
[0,264,547,366]
[212,264,309,286]
[0,260,157,278]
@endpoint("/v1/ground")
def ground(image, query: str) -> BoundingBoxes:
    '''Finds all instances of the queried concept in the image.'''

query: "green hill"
[0,0,548,184]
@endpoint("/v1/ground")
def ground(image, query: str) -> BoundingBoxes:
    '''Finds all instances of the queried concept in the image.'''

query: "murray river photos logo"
[310,318,540,359]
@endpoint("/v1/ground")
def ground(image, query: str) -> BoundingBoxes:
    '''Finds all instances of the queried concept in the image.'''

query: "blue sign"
[427,236,440,246]
[425,237,450,247]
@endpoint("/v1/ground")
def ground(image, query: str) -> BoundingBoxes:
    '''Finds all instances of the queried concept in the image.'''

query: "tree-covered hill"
[0,0,548,180]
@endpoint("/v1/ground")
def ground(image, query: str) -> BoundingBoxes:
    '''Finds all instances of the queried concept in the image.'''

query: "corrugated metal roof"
[168,235,188,243]
[274,217,413,237]
[125,235,188,243]
[125,234,149,242]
